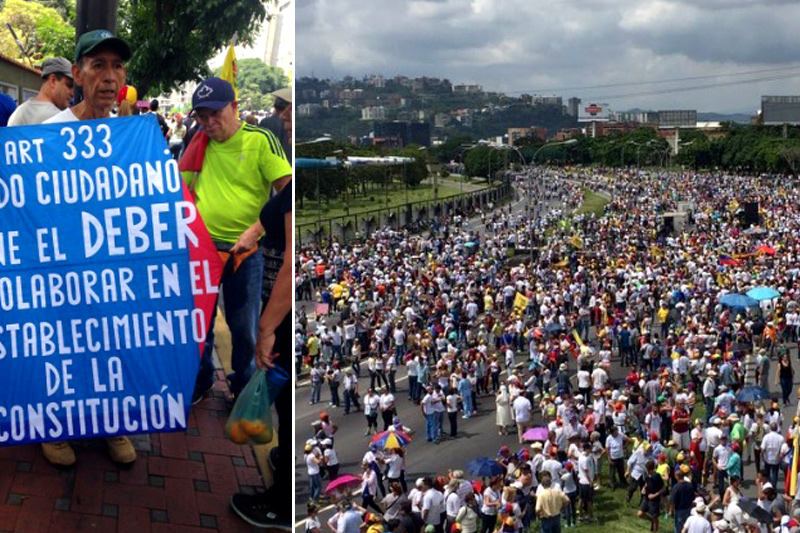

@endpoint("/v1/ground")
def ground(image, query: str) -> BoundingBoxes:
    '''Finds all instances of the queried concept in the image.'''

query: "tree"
[118,0,269,97]
[781,145,800,177]
[0,0,73,66]
[213,58,289,111]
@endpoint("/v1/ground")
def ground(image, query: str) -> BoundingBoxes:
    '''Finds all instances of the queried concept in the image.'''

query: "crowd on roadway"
[298,167,800,533]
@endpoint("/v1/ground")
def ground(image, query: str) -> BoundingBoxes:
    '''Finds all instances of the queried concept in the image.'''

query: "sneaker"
[41,441,76,467]
[106,436,137,464]
[230,492,291,530]
[268,447,280,473]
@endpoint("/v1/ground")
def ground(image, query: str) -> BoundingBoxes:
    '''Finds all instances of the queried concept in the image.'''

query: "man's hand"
[231,226,260,254]
[256,329,277,370]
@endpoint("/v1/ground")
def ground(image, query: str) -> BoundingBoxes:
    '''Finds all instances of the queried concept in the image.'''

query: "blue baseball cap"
[191,77,235,112]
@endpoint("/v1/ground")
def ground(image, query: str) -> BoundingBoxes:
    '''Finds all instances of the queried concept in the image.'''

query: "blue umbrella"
[735,386,770,403]
[544,322,565,334]
[466,457,505,477]
[720,293,758,309]
[746,287,781,301]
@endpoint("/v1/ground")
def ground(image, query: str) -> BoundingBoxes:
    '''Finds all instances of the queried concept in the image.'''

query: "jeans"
[540,516,561,533]
[310,382,322,404]
[195,248,262,398]
[463,392,473,418]
[766,462,780,487]
[425,413,438,441]
[673,508,691,533]
[309,473,321,501]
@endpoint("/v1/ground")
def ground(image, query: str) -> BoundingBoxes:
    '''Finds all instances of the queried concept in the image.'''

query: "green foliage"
[213,58,289,111]
[118,0,268,97]
[35,12,74,59]
[0,0,73,64]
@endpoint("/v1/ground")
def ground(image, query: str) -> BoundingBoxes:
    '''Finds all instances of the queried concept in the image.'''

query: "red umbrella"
[325,474,362,494]
[756,245,777,256]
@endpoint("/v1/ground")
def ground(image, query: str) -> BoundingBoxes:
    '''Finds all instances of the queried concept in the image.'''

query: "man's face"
[74,48,126,112]
[49,75,74,110]
[194,102,239,142]
[280,103,292,137]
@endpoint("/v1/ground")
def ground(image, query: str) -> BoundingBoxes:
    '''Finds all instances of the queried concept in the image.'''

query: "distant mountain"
[696,112,752,124]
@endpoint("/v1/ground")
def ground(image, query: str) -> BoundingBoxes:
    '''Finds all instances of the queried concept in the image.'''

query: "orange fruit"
[251,429,273,444]
[228,421,250,444]
[240,420,267,436]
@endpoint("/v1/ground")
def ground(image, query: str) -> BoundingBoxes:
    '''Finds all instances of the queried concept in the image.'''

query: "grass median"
[296,183,484,226]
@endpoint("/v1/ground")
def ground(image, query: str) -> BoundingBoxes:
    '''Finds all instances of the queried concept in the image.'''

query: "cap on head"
[192,77,236,112]
[272,87,292,105]
[75,29,131,63]
[41,57,73,80]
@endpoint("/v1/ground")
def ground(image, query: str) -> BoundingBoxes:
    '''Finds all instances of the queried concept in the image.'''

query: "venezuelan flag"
[719,254,739,266]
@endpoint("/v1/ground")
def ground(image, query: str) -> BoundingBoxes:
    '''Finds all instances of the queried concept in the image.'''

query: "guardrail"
[295,183,512,246]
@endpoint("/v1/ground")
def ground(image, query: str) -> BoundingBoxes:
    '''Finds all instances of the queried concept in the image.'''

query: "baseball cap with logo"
[41,58,73,79]
[74,30,131,63]
[191,77,236,112]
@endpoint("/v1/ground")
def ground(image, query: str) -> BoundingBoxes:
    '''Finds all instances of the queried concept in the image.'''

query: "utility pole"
[74,0,119,103]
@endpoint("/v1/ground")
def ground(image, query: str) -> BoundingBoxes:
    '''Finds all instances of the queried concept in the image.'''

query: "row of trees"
[430,125,800,175]
[296,143,428,209]
[1,0,286,101]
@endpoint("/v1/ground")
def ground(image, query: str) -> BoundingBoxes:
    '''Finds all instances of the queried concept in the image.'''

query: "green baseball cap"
[74,29,131,63]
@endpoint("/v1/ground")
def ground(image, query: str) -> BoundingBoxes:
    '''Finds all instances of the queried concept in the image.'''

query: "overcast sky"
[297,0,800,113]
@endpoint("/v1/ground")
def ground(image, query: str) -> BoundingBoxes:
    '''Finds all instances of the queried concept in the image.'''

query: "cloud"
[297,0,800,112]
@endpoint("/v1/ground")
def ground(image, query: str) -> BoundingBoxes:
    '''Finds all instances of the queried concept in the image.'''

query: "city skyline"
[297,0,800,114]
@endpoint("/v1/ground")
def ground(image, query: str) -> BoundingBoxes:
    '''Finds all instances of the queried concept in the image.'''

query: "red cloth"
[178,129,209,173]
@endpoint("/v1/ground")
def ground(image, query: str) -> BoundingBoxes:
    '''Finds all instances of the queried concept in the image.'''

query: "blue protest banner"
[0,114,223,445]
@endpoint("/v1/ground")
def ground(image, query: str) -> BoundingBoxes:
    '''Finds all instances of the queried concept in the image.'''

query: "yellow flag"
[513,292,529,314]
[572,329,584,347]
[220,43,238,99]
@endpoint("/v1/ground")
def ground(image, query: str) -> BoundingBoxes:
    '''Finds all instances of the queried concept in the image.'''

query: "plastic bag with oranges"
[225,368,275,445]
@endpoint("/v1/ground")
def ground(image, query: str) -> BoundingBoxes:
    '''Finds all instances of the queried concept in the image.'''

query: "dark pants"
[448,411,458,437]
[195,249,262,398]
[382,409,395,431]
[673,508,691,533]
[766,462,780,487]
[540,516,561,533]
[627,476,644,502]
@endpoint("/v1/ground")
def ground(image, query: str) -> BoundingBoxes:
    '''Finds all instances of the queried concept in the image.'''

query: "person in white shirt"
[605,426,628,488]
[421,477,445,532]
[380,387,396,431]
[682,507,712,533]
[512,394,533,444]
[761,423,786,487]
[577,443,597,520]
[322,439,340,480]
[8,57,74,126]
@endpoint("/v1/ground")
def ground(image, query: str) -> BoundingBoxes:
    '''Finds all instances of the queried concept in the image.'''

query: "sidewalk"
[0,330,271,532]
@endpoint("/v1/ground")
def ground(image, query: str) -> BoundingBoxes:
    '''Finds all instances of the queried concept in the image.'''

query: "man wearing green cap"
[45,29,131,123]
[41,29,137,468]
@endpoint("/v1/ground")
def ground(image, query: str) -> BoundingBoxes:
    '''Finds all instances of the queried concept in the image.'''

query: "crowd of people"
[298,168,800,533]
[1,32,293,530]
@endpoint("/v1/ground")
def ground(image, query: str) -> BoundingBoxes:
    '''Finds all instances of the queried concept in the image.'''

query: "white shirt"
[605,433,625,460]
[8,99,61,126]
[422,489,444,525]
[43,108,79,123]
[682,514,712,533]
[577,453,596,485]
[762,431,785,465]
[512,396,532,423]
